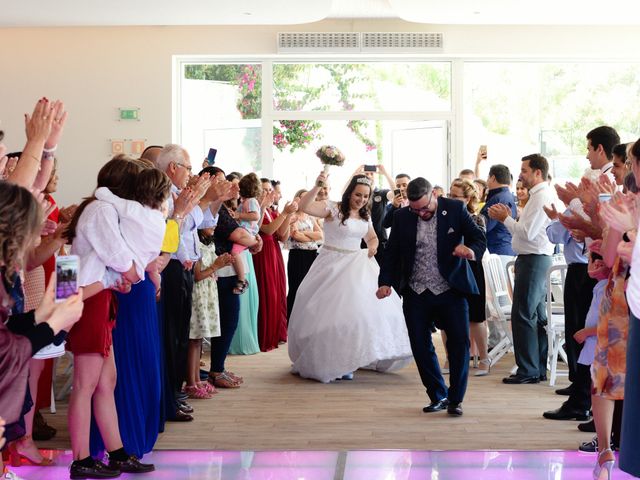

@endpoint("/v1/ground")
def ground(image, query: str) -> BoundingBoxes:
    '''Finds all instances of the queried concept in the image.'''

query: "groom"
[376,177,486,416]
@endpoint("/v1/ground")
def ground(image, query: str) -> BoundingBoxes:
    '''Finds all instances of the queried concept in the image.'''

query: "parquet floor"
[41,342,588,452]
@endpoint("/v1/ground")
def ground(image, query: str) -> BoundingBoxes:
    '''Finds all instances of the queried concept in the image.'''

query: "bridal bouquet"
[316,145,345,172]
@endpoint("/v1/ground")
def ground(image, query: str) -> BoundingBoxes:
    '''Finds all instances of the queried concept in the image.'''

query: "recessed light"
[473,11,481,15]
[243,12,252,15]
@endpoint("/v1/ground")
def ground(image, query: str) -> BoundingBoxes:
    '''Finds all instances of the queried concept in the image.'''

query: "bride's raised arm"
[298,171,331,219]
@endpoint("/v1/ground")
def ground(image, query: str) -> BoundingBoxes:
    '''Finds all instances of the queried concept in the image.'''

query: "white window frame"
[174,55,457,182]
[174,55,637,184]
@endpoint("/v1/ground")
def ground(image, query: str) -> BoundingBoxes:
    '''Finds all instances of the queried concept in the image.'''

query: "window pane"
[182,64,262,172]
[464,62,640,184]
[273,63,451,112]
[272,119,448,202]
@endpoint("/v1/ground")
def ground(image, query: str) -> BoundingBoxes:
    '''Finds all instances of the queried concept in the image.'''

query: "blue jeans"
[402,288,470,404]
[210,276,241,373]
[511,254,552,378]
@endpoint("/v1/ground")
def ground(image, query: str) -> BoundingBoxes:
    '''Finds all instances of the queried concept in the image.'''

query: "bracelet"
[42,151,55,160]
[173,213,183,221]
[43,145,57,153]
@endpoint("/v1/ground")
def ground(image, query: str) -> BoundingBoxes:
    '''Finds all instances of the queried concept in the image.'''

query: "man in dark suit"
[377,177,486,416]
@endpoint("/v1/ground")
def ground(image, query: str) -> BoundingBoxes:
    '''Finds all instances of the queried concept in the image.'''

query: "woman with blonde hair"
[448,179,490,375]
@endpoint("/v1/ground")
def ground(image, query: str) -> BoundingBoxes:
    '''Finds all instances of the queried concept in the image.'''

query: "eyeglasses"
[174,162,192,171]
[409,196,436,216]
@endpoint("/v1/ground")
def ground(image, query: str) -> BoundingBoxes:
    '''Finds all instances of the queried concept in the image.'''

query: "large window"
[178,58,640,200]
[178,60,452,201]
[464,62,640,184]
[181,64,262,173]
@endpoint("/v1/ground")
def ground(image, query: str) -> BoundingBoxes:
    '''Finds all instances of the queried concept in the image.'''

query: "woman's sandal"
[224,370,244,384]
[474,358,491,376]
[208,372,240,388]
[185,385,214,399]
[197,381,217,395]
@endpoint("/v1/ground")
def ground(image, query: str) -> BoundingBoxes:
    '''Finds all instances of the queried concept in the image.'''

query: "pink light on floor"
[7,449,637,480]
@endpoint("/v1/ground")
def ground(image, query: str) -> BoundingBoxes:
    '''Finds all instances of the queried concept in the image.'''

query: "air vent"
[278,32,360,53]
[362,32,443,52]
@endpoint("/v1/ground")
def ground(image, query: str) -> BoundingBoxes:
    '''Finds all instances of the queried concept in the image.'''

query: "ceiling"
[2,0,640,27]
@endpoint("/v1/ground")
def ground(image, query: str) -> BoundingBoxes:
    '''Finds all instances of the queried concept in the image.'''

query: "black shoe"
[108,455,155,474]
[169,409,194,422]
[70,460,121,479]
[555,385,573,396]
[423,398,449,413]
[199,368,209,381]
[447,402,463,416]
[543,405,590,421]
[502,374,540,384]
[539,375,547,382]
[578,419,596,433]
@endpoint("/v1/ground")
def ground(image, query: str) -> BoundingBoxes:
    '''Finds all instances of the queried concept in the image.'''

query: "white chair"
[546,263,568,386]
[505,259,516,301]
[483,254,513,367]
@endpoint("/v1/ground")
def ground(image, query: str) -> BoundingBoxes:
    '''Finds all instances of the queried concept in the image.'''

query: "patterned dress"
[190,241,221,339]
[591,257,629,400]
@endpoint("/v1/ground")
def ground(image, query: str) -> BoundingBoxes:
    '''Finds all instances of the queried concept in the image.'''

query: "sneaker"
[578,436,618,453]
[579,436,599,453]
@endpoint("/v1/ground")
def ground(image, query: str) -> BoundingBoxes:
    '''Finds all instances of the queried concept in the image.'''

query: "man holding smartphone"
[352,164,396,265]
[383,173,412,229]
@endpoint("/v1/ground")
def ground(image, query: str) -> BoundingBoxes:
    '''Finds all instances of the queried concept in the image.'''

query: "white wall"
[2,19,640,204]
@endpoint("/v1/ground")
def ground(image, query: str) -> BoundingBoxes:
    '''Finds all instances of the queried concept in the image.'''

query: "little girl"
[186,228,233,399]
[231,173,262,294]
[94,167,171,293]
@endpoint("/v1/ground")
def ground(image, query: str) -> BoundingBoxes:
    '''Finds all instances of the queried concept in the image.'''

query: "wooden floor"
[42,344,587,451]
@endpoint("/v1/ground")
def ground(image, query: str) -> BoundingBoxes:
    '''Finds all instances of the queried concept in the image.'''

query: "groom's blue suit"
[379,197,486,404]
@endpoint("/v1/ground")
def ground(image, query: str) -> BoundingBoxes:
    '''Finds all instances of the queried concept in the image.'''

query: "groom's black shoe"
[447,402,463,416]
[423,398,449,413]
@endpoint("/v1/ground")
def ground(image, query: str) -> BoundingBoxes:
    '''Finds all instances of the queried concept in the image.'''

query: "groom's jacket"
[378,197,486,297]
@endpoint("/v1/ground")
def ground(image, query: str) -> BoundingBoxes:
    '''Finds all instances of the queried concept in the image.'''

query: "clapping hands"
[600,192,639,233]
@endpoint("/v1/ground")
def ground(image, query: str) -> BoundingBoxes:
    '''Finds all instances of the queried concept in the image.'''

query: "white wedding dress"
[288,202,413,383]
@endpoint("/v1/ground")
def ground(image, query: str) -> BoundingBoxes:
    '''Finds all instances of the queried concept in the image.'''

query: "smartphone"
[364,165,377,172]
[394,188,401,196]
[55,255,80,303]
[598,193,612,203]
[206,148,217,165]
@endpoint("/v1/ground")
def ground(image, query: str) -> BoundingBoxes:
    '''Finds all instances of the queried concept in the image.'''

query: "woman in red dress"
[252,179,297,351]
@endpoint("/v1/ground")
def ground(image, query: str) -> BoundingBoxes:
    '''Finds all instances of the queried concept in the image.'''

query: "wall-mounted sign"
[119,108,140,121]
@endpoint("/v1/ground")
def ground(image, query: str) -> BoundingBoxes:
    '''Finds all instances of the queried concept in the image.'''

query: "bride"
[288,171,413,383]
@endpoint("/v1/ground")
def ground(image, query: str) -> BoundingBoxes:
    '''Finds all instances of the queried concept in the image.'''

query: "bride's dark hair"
[338,174,372,225]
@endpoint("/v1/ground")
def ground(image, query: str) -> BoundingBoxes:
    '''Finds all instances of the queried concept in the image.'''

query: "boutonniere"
[442,210,447,216]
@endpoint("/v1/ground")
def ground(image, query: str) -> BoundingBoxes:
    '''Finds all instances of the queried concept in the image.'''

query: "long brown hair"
[0,181,43,282]
[338,175,371,225]
[65,156,143,242]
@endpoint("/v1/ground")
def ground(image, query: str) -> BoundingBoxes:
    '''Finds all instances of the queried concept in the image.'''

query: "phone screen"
[55,255,79,303]
[207,148,217,165]
[598,194,612,203]
[394,189,401,196]
[364,165,377,172]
